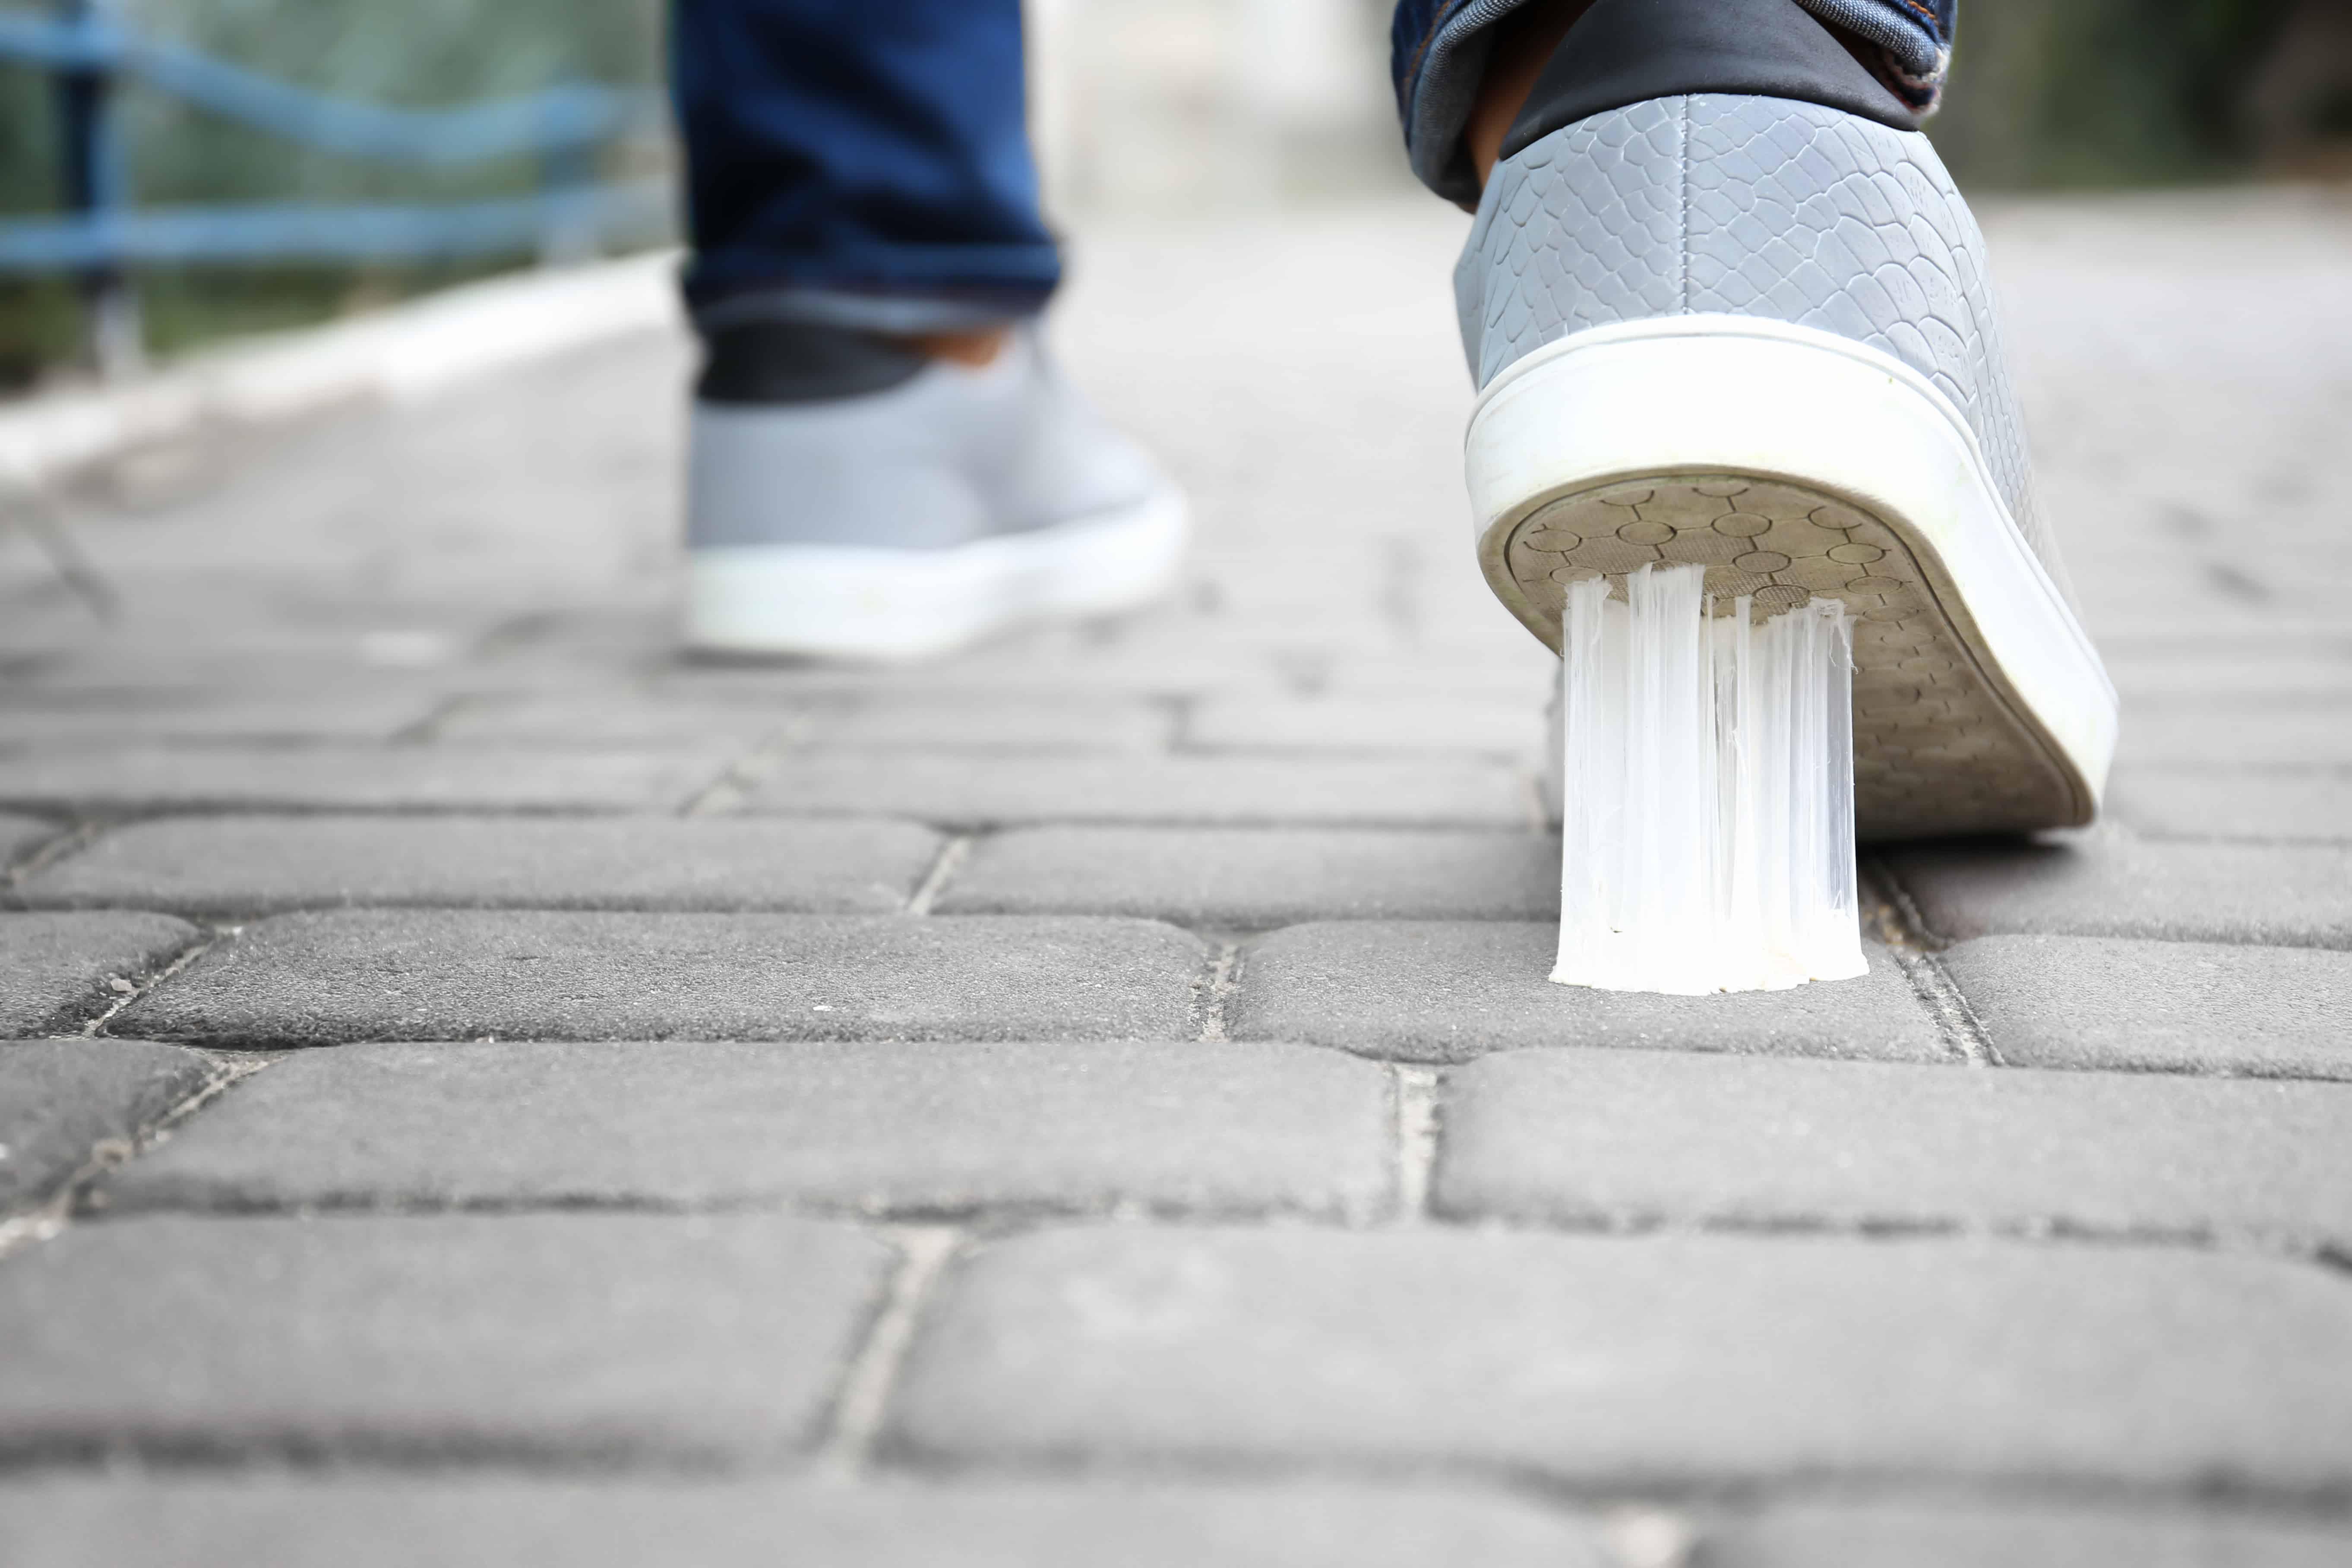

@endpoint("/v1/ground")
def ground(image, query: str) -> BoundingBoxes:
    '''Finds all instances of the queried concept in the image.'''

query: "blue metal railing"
[0,1,673,371]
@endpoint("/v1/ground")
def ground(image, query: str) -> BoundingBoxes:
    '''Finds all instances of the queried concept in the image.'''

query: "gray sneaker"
[685,323,1186,660]
[1460,3,2116,840]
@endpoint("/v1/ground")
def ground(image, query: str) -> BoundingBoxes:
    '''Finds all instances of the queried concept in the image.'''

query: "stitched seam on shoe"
[1677,95,1691,314]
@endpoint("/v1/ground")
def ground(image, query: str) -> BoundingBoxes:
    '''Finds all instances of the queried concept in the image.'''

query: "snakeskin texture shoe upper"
[1456,93,2072,603]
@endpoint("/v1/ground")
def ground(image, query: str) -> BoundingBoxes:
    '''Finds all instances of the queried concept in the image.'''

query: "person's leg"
[670,0,1186,661]
[1394,0,2115,896]
[671,0,1057,333]
[1394,0,1957,203]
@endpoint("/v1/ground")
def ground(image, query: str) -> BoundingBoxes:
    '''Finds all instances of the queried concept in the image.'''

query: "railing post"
[536,81,600,268]
[53,0,143,378]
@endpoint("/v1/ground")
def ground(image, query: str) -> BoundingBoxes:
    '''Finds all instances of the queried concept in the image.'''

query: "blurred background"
[0,0,2347,393]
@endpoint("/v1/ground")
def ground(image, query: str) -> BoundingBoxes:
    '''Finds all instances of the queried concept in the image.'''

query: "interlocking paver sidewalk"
[1710,1502,2352,1567]
[1941,935,2352,1077]
[1435,1047,2352,1241]
[0,1213,890,1462]
[742,752,1533,828]
[101,1039,1393,1220]
[0,814,57,866]
[0,1041,219,1211]
[2112,769,2352,843]
[1231,920,1942,1061]
[116,909,1207,1045]
[891,1227,2352,1488]
[0,746,734,815]
[0,912,198,1037]
[3,196,2349,1553]
[0,1478,1612,1568]
[16,815,942,914]
[938,825,1557,925]
[1885,834,2352,947]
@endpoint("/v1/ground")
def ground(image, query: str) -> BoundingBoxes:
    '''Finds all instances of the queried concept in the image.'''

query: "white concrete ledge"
[0,249,682,488]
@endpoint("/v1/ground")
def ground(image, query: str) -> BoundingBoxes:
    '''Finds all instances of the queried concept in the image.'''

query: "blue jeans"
[676,0,1960,326]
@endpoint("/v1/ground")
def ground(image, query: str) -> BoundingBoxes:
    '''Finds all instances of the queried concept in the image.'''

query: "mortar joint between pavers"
[76,926,220,1040]
[1192,940,1242,1043]
[0,1045,258,1261]
[816,1223,962,1476]
[386,692,478,746]
[1390,1062,1441,1224]
[1,817,98,889]
[677,711,817,816]
[1862,854,1954,952]
[1862,855,2001,1067]
[902,832,976,916]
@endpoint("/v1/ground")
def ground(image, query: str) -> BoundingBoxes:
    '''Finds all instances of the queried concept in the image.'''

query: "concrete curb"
[0,250,681,488]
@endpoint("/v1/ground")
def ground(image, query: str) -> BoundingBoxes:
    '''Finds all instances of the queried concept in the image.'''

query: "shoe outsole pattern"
[1492,473,2085,841]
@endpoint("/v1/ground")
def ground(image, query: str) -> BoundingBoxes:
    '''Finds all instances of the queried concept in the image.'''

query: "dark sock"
[1502,0,1920,167]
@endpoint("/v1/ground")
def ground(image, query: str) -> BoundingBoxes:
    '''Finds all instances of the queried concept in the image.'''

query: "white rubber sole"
[685,485,1188,661]
[1467,315,2118,839]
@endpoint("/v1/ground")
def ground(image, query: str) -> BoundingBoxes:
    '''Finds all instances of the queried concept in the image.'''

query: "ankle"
[1464,0,1911,194]
[892,326,1014,368]
[1466,0,1596,190]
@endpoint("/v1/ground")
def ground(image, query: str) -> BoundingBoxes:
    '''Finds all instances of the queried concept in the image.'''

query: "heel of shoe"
[1553,562,1867,994]
[1466,314,2116,838]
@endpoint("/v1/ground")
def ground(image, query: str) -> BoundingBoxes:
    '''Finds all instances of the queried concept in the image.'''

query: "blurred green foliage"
[1929,0,2340,185]
[0,0,668,387]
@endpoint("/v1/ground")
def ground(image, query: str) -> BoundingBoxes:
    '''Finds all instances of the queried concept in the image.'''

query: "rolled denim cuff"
[1398,0,1539,207]
[1395,0,1951,205]
[690,288,1038,336]
[1790,0,1950,113]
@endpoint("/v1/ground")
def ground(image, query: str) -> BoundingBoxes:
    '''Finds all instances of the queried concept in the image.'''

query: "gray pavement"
[2,191,2350,1563]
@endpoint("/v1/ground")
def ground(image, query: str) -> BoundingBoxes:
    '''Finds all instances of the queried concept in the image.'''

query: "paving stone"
[0,694,439,747]
[1941,935,2352,1077]
[0,1213,888,1461]
[0,813,60,866]
[117,910,1205,1046]
[743,754,1530,828]
[890,1227,2352,1488]
[937,827,1556,925]
[2112,769,2352,843]
[1229,921,1941,1063]
[1887,835,2352,947]
[0,746,734,813]
[427,695,792,746]
[1708,1501,2352,1567]
[2117,706,2352,767]
[18,816,941,915]
[2105,654,2352,704]
[804,696,1175,751]
[1184,698,1542,757]
[1435,1047,2352,1243]
[0,1040,218,1212]
[104,1039,1391,1220]
[0,912,197,1036]
[0,1477,1609,1568]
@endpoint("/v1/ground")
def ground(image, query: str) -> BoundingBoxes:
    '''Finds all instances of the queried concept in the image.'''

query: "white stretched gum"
[1553,562,1868,995]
